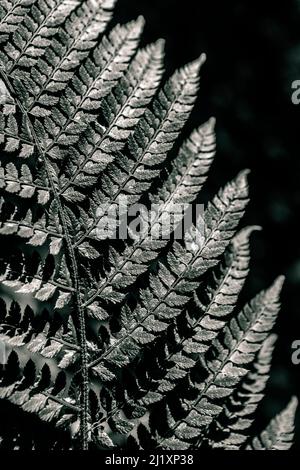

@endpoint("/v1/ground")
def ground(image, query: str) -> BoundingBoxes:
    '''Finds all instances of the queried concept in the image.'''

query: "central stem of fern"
[40,159,90,451]
[63,231,89,451]
[39,158,90,451]
[0,70,90,450]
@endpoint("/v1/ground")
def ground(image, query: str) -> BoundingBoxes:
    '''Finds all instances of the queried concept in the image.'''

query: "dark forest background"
[113,0,300,445]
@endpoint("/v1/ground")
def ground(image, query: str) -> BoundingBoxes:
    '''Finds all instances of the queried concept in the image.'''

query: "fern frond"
[78,116,215,310]
[136,226,258,410]
[73,56,205,253]
[32,17,144,129]
[0,0,296,451]
[0,162,49,199]
[151,116,216,206]
[58,39,164,193]
[0,102,35,157]
[7,0,80,72]
[0,298,79,434]
[157,276,284,450]
[0,247,73,308]
[87,171,249,379]
[210,334,277,448]
[246,397,298,450]
[6,0,115,121]
[0,298,78,365]
[0,348,78,429]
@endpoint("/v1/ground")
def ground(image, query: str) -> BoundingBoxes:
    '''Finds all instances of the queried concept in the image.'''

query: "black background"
[113,0,300,445]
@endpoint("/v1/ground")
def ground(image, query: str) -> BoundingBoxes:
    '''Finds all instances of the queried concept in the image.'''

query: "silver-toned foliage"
[0,0,297,450]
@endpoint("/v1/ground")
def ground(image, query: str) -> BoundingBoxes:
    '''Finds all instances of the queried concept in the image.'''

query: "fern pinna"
[0,0,297,450]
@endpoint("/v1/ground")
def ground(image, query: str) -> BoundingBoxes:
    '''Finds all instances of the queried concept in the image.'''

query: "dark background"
[113,0,300,445]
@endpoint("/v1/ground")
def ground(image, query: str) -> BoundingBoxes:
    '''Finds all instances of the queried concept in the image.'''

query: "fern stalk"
[0,68,90,449]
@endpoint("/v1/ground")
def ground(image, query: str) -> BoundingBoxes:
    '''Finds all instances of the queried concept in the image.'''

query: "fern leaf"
[32,17,144,137]
[0,349,78,428]
[17,0,116,112]
[88,171,249,377]
[137,226,257,410]
[210,334,277,448]
[183,225,260,354]
[0,162,50,200]
[78,117,216,309]
[0,299,78,364]
[0,102,36,156]
[75,55,205,248]
[157,277,284,449]
[246,397,298,450]
[152,117,216,206]
[58,39,164,193]
[0,0,296,451]
[0,0,79,73]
